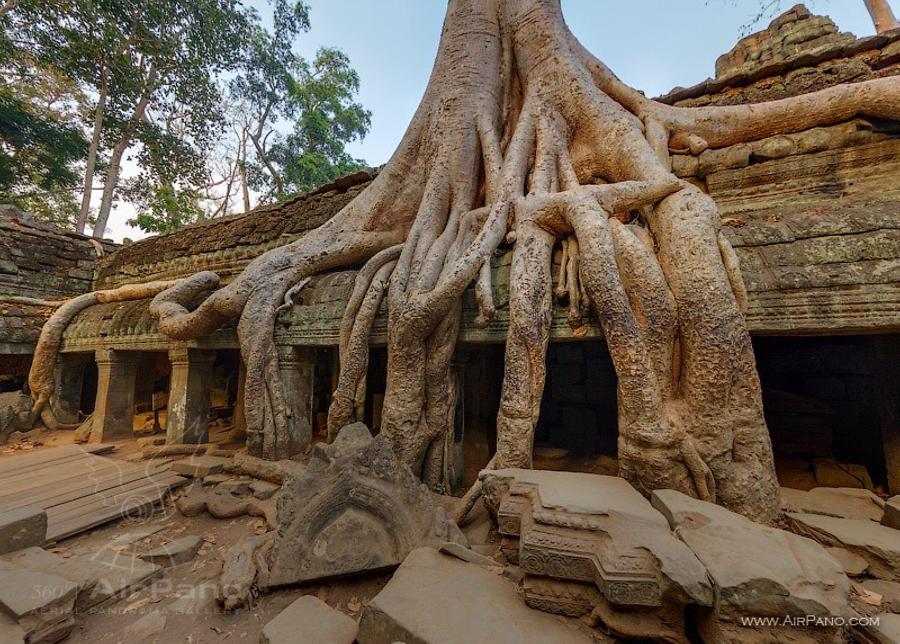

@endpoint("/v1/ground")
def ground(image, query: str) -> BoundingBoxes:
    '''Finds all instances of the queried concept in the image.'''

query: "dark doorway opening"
[754,335,889,491]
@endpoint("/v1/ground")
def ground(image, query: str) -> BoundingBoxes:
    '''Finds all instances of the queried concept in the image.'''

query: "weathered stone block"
[882,496,900,531]
[138,535,203,567]
[481,469,711,641]
[0,508,47,555]
[171,455,231,478]
[653,490,850,643]
[788,512,900,582]
[358,548,593,644]
[780,486,884,522]
[261,424,465,588]
[262,596,358,644]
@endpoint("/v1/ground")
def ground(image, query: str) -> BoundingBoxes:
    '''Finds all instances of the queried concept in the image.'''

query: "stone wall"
[660,4,900,107]
[93,170,374,289]
[0,209,116,359]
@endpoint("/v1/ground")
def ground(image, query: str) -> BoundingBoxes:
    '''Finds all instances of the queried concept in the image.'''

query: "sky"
[103,0,879,242]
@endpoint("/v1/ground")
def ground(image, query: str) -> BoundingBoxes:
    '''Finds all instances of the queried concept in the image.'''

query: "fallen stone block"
[262,595,358,644]
[2,547,100,612]
[826,547,869,576]
[201,473,230,486]
[0,562,77,643]
[261,424,465,588]
[788,512,900,581]
[138,535,203,567]
[0,508,47,555]
[80,548,163,608]
[652,490,850,643]
[882,496,900,531]
[481,469,711,642]
[358,547,593,644]
[250,480,280,500]
[852,613,900,643]
[171,455,231,477]
[781,486,884,522]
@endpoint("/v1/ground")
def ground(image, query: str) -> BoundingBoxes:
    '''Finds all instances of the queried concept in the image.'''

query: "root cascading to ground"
[98,0,899,520]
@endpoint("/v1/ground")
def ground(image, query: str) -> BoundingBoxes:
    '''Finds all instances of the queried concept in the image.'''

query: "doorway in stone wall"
[754,335,894,494]
[134,352,171,434]
[533,339,619,476]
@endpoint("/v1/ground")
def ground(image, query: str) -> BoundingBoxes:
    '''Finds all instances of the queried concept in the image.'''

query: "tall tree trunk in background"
[239,128,251,212]
[249,127,284,200]
[92,75,155,238]
[76,63,107,234]
[864,0,900,33]
[25,0,897,524]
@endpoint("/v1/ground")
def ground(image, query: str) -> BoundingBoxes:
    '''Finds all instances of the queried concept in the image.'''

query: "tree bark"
[92,69,156,238]
[76,62,107,234]
[864,0,900,33]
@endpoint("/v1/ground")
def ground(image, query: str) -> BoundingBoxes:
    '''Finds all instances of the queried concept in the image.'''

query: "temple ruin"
[0,4,899,642]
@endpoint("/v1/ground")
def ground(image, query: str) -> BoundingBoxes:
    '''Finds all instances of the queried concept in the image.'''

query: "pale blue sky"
[107,1,881,241]
[286,0,878,165]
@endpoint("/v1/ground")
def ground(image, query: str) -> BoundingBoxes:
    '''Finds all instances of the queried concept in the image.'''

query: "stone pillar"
[51,353,90,424]
[875,335,900,495]
[91,348,138,442]
[166,347,216,445]
[278,345,315,453]
[232,361,247,439]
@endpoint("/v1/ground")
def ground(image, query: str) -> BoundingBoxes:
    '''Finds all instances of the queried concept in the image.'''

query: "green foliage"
[125,183,204,234]
[275,47,371,195]
[230,1,371,203]
[1,0,372,233]
[0,88,87,226]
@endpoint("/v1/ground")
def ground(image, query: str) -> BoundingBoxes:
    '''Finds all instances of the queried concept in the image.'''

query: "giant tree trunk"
[123,0,896,520]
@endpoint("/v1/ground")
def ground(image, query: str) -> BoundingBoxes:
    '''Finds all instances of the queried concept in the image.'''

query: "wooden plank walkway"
[0,444,188,542]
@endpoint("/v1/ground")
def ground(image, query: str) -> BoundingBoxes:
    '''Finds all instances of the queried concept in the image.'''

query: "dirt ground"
[0,430,402,644]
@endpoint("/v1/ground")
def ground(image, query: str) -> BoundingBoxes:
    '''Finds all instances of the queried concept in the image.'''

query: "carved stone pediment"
[262,423,465,587]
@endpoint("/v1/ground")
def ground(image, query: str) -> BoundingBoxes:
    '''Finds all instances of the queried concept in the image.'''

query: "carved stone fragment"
[480,469,711,642]
[261,423,465,588]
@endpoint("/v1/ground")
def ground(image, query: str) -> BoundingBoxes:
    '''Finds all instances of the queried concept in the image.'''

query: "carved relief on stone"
[480,469,712,642]
[261,423,465,588]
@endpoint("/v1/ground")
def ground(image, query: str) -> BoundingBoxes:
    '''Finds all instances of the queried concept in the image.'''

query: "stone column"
[875,335,900,495]
[51,353,90,424]
[91,348,138,442]
[278,345,315,453]
[232,361,247,439]
[166,347,216,445]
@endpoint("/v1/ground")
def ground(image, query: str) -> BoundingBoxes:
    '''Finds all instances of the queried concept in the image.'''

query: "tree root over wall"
[22,0,900,521]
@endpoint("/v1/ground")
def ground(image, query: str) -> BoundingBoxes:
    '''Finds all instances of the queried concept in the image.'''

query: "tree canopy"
[0,0,371,236]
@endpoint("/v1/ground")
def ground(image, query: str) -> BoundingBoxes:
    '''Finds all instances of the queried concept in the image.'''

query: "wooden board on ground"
[0,444,188,542]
